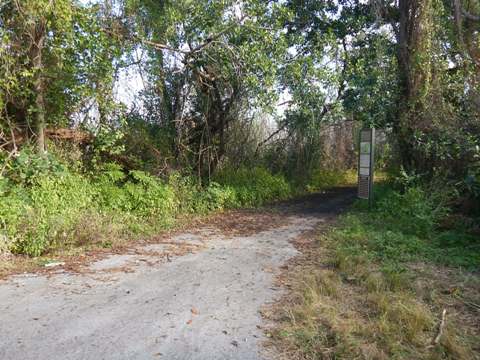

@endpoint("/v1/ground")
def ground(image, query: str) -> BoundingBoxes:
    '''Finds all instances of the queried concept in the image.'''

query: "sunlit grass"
[272,184,479,359]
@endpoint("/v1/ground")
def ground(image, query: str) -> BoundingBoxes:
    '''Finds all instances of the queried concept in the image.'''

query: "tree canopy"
[0,0,479,182]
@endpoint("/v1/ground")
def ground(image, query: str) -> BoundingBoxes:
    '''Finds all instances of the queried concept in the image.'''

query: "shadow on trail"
[274,187,357,217]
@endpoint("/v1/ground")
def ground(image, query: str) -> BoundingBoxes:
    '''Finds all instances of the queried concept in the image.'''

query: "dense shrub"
[214,167,292,206]
[0,178,28,253]
[5,147,67,185]
[191,182,237,213]
[335,184,479,269]
[305,168,350,192]
[119,170,177,218]
[1,146,363,257]
[0,156,296,256]
[374,186,448,236]
[8,173,96,256]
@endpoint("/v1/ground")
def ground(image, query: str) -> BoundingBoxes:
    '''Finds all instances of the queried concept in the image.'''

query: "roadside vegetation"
[0,147,294,259]
[0,142,352,276]
[0,0,479,356]
[270,180,480,359]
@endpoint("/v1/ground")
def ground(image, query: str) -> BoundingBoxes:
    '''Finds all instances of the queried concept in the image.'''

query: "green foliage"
[214,167,292,207]
[120,116,175,173]
[373,186,448,236]
[93,123,126,157]
[1,0,477,268]
[305,169,348,192]
[95,167,176,219]
[166,173,236,214]
[169,166,293,214]
[0,152,297,257]
[191,182,237,213]
[0,178,29,253]
[0,0,123,129]
[0,154,174,256]
[2,147,67,186]
[12,173,95,256]
[123,170,177,218]
[334,185,479,269]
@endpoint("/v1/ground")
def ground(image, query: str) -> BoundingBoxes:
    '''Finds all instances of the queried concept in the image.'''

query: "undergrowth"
[304,168,356,192]
[336,184,480,269]
[272,183,480,360]
[0,149,295,257]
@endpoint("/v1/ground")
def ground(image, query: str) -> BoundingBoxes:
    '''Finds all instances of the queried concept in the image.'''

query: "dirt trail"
[0,188,355,360]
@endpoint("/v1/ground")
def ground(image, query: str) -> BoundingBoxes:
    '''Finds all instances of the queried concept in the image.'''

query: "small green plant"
[339,184,478,269]
[214,166,292,206]
[305,168,348,192]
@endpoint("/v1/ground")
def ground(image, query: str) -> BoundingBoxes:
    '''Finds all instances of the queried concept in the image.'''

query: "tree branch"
[140,38,190,54]
[256,122,288,150]
[130,14,249,57]
[462,9,480,21]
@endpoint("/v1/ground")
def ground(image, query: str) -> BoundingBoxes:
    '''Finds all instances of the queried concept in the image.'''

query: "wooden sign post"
[357,128,375,207]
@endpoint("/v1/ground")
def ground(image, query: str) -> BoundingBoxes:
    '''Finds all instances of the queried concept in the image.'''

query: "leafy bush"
[335,184,479,269]
[167,173,238,214]
[214,166,292,206]
[95,165,177,219]
[374,186,448,236]
[4,147,67,186]
[124,170,177,218]
[0,156,296,257]
[193,182,237,212]
[305,168,348,192]
[10,173,96,256]
[0,178,29,253]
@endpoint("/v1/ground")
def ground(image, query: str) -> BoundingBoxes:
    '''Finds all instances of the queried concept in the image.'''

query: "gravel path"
[0,188,354,360]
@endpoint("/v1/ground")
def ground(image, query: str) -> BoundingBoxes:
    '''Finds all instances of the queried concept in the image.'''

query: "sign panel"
[358,175,370,198]
[360,154,370,168]
[360,142,371,154]
[359,167,370,176]
[357,129,375,201]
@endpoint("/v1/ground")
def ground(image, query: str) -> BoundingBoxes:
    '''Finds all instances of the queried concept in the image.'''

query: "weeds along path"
[0,188,355,360]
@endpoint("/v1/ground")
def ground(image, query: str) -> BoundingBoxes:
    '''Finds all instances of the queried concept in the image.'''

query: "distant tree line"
[0,0,478,186]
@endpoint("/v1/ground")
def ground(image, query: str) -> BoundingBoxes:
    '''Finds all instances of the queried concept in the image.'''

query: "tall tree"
[1,0,75,152]
[124,0,288,176]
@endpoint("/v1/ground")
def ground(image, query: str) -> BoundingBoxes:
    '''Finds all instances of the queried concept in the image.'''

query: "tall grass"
[336,184,480,269]
[272,183,479,360]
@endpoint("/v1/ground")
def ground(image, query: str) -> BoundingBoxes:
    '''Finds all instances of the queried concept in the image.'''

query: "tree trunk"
[394,0,414,170]
[393,0,434,172]
[31,24,46,154]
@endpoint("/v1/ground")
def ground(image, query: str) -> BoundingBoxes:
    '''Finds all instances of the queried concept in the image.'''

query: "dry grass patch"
[267,232,479,360]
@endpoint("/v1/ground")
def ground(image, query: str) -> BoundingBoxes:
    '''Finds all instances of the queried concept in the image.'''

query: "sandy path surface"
[0,188,354,360]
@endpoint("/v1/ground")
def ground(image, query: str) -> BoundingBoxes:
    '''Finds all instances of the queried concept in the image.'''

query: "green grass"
[335,184,480,270]
[271,183,479,360]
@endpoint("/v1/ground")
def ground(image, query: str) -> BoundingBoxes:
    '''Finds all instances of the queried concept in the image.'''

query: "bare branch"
[140,38,190,54]
[462,9,480,21]
[256,123,288,150]
[453,0,465,46]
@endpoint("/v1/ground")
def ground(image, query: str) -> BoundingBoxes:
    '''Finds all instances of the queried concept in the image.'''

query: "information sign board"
[358,128,375,202]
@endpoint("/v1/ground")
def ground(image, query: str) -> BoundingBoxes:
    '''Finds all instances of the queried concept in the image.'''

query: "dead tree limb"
[433,309,447,345]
